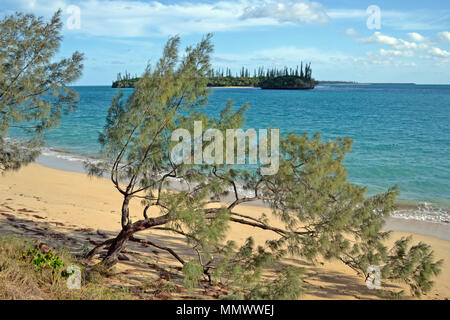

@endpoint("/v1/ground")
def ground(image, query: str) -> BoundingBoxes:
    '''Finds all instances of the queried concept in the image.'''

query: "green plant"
[0,236,138,299]
[22,248,69,278]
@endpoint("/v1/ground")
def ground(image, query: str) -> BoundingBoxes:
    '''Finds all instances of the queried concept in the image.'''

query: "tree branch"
[130,235,185,265]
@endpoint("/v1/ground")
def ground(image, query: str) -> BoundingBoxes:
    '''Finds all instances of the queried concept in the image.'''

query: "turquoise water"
[11,84,450,218]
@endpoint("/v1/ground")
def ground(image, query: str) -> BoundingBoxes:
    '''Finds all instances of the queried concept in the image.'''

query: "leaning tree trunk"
[97,212,171,267]
[84,194,171,267]
[99,196,133,268]
[102,227,133,268]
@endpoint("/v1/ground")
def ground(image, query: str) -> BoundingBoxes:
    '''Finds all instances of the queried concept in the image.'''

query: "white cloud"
[407,32,426,42]
[437,31,450,42]
[256,46,349,63]
[356,31,450,64]
[349,29,450,69]
[327,9,366,19]
[328,8,449,31]
[428,47,450,58]
[240,0,329,24]
[364,49,416,68]
[377,49,414,57]
[358,32,419,50]
[359,32,398,46]
[212,46,351,69]
[345,28,358,36]
[2,0,331,38]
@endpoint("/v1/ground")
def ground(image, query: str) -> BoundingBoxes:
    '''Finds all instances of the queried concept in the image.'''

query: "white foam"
[41,148,85,162]
[40,147,105,164]
[392,202,450,224]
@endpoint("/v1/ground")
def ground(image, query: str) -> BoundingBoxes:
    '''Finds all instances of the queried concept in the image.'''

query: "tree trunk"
[101,213,171,268]
[102,228,132,268]
[99,196,132,267]
[121,196,130,228]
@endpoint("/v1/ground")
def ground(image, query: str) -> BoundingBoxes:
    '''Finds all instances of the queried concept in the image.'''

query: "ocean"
[11,84,450,223]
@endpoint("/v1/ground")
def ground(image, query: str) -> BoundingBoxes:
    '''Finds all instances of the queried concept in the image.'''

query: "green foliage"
[383,236,443,297]
[23,248,66,276]
[0,10,84,172]
[91,35,442,300]
[206,76,260,88]
[216,240,307,300]
[259,75,315,89]
[214,238,274,288]
[338,193,442,297]
[182,261,204,290]
[247,267,307,300]
[112,77,139,88]
[112,64,315,89]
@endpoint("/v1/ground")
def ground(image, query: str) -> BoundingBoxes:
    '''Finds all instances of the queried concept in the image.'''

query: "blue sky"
[2,0,450,85]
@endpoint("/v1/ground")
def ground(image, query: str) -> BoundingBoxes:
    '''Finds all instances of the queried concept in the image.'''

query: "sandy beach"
[0,163,448,300]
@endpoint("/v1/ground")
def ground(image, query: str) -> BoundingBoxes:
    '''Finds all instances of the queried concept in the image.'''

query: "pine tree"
[0,10,84,172]
[86,35,439,299]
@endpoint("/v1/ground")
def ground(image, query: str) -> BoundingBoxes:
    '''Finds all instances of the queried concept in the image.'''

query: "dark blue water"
[11,84,450,217]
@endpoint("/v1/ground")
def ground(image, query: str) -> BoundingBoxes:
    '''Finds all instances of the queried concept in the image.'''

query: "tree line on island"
[112,63,316,89]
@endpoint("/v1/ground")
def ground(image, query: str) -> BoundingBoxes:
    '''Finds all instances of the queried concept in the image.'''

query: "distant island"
[112,64,316,90]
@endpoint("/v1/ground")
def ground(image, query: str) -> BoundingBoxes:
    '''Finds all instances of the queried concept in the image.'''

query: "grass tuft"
[0,235,135,300]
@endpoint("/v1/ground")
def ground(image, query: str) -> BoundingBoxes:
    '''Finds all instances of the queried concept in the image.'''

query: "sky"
[2,0,450,85]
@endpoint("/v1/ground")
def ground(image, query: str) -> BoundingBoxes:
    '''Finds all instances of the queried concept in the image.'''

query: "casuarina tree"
[0,10,84,172]
[86,34,441,299]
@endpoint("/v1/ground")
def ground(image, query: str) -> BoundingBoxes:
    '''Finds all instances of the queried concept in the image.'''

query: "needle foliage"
[86,35,442,299]
[0,10,83,172]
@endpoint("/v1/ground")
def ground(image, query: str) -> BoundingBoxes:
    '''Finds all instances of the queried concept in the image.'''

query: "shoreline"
[35,152,450,230]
